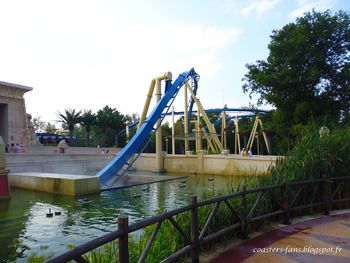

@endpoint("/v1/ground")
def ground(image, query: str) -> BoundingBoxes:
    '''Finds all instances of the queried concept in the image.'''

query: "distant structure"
[0,81,33,146]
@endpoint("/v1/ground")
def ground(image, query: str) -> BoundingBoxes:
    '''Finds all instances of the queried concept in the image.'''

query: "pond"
[0,173,248,262]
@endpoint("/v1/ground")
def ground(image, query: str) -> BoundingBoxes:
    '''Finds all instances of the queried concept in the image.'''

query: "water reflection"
[0,173,247,262]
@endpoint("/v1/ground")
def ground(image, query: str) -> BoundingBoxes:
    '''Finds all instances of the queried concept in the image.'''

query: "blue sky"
[0,0,348,122]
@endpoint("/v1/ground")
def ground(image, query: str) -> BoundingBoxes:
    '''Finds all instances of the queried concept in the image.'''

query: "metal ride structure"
[197,108,271,155]
[121,108,270,152]
[96,68,200,188]
[97,68,272,188]
[245,115,271,155]
[122,108,270,156]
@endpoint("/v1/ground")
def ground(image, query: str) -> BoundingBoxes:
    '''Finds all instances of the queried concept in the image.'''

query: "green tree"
[45,122,57,134]
[32,116,46,132]
[80,110,96,147]
[109,110,125,147]
[96,106,124,147]
[243,10,350,149]
[56,109,82,145]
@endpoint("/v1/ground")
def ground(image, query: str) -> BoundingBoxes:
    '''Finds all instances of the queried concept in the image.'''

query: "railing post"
[191,196,200,263]
[321,172,331,215]
[241,184,248,239]
[118,215,129,263]
[282,180,290,225]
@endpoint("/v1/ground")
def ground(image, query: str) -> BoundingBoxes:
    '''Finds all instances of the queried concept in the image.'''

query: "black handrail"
[46,175,350,263]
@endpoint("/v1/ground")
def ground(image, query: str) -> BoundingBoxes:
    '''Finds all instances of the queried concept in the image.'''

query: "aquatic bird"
[76,198,92,207]
[142,185,150,192]
[179,183,187,188]
[208,177,214,181]
[133,193,142,198]
[46,208,53,217]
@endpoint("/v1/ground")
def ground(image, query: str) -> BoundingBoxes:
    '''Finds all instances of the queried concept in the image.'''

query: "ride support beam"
[138,79,156,130]
[184,86,190,152]
[221,110,227,150]
[185,83,223,153]
[196,111,202,151]
[138,72,172,130]
[247,116,259,150]
[172,106,175,155]
[202,128,216,152]
[155,78,164,172]
[235,116,241,154]
[258,118,271,155]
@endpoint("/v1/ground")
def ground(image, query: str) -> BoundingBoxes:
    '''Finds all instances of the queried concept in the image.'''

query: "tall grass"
[255,125,350,187]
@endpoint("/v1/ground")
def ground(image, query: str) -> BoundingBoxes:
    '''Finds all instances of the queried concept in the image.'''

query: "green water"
[0,173,246,262]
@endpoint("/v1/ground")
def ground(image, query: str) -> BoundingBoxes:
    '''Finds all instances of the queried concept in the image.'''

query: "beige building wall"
[0,81,32,145]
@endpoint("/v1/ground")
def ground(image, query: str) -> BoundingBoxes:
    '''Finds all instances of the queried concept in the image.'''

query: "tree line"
[33,106,138,147]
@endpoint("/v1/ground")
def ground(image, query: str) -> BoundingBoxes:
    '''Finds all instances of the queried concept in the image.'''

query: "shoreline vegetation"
[28,125,350,263]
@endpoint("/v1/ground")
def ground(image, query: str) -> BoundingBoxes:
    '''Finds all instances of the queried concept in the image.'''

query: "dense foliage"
[96,106,125,147]
[243,10,350,153]
[80,110,96,147]
[258,125,350,185]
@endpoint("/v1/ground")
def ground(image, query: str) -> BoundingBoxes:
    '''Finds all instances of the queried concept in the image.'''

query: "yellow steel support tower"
[221,110,227,150]
[184,87,190,153]
[234,116,241,154]
[185,83,223,153]
[171,106,175,155]
[246,116,271,155]
[138,72,172,172]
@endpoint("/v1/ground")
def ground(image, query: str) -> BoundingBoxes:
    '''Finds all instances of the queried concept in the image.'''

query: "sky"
[0,0,348,123]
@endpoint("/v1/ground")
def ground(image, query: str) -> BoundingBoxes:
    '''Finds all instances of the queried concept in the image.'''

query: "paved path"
[210,213,350,263]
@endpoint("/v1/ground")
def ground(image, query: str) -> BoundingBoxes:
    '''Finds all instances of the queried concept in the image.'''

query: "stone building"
[0,81,33,146]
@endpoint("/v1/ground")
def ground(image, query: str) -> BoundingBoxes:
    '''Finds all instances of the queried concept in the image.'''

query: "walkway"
[210,212,350,263]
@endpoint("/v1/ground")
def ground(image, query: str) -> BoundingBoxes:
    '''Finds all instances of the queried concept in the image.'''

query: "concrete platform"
[8,172,100,196]
[210,212,350,263]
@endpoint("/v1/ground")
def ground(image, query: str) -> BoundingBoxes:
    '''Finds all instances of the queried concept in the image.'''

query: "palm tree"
[56,109,82,145]
[80,110,96,147]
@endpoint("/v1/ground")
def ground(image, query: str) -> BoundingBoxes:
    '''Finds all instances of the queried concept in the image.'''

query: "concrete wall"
[6,147,121,174]
[134,153,280,176]
[6,149,280,177]
[9,172,100,196]
[6,152,115,174]
[28,146,122,155]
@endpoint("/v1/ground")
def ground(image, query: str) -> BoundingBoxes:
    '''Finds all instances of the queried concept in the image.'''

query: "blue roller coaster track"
[97,68,200,187]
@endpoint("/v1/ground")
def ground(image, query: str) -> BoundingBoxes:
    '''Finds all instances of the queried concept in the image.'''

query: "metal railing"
[47,175,350,263]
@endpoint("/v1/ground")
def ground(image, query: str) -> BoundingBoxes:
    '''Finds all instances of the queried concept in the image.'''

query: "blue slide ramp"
[97,68,200,187]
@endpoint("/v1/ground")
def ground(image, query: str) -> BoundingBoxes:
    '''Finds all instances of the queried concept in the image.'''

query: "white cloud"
[240,0,281,19]
[289,0,337,18]
[0,1,243,121]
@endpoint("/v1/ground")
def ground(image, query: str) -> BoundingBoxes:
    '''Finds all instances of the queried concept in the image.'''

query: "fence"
[46,175,350,263]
